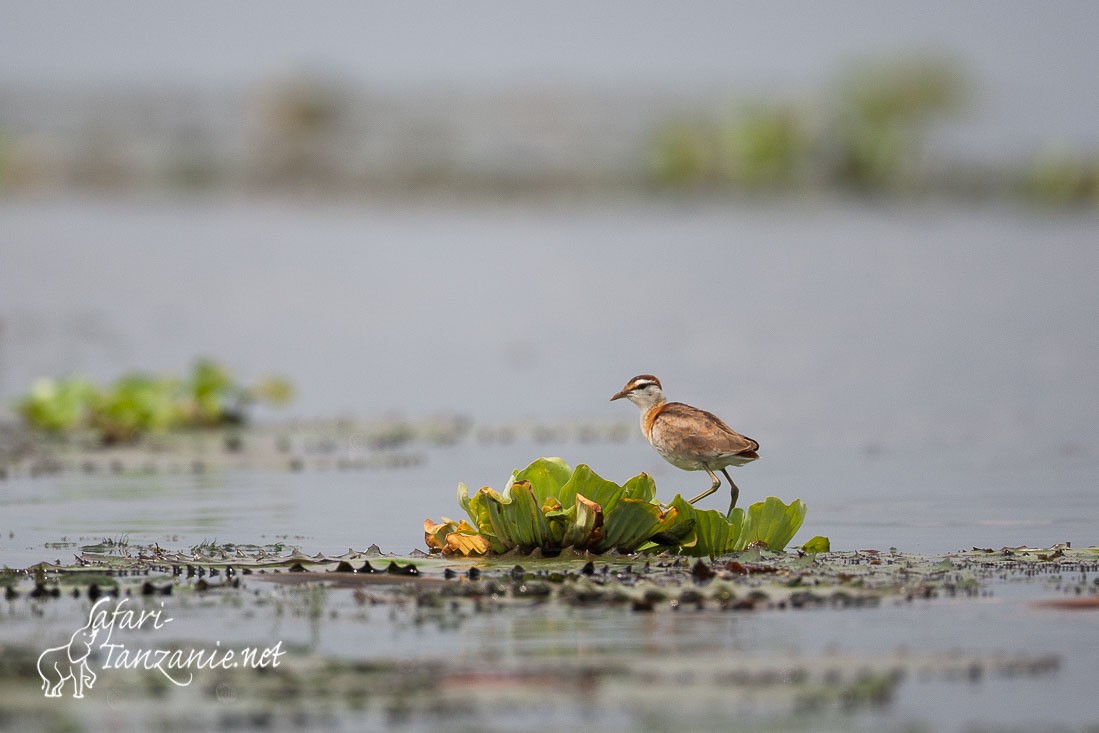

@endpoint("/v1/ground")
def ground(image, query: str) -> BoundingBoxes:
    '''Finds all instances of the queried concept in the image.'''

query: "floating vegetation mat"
[5,541,1097,610]
[427,457,823,557]
[2,542,1097,732]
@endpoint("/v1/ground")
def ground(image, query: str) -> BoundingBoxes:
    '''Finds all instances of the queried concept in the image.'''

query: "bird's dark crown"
[624,374,661,391]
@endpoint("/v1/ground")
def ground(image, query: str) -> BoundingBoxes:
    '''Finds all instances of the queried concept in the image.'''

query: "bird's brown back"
[648,402,759,460]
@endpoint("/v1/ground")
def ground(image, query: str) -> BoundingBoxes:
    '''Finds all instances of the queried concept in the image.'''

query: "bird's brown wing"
[652,402,759,461]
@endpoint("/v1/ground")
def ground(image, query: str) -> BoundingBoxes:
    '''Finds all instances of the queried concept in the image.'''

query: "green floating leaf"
[647,512,697,548]
[465,483,554,554]
[558,464,626,514]
[457,483,475,524]
[504,481,553,551]
[725,507,750,552]
[463,487,511,554]
[801,536,831,553]
[743,496,807,551]
[562,494,603,549]
[669,495,749,557]
[622,472,656,503]
[509,457,573,507]
[595,499,679,554]
[437,458,813,558]
[17,377,99,432]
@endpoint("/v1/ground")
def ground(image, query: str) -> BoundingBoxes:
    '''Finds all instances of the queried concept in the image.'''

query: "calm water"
[2,439,1096,569]
[1,196,1097,563]
[3,440,1098,731]
[5,7,1099,722]
[1,196,1097,732]
[3,196,1098,442]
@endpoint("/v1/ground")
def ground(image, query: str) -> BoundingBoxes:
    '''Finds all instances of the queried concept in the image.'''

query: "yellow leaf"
[453,519,478,534]
[445,532,491,556]
[424,518,456,552]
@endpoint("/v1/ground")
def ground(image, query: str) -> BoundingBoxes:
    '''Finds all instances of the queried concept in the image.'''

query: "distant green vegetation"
[426,457,824,557]
[649,103,812,190]
[5,54,1095,205]
[647,55,1099,206]
[649,55,964,194]
[832,55,964,191]
[1026,145,1099,206]
[0,129,10,188]
[16,360,293,443]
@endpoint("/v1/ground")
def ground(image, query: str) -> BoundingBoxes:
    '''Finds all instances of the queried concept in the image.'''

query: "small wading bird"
[611,375,758,514]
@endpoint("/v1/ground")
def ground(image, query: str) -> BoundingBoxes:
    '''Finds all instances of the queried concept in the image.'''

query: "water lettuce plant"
[15,360,294,443]
[425,457,809,558]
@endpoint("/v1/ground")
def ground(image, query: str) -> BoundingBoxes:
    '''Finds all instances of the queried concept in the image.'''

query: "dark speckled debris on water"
[7,541,1096,615]
[1,539,1097,730]
[386,560,419,576]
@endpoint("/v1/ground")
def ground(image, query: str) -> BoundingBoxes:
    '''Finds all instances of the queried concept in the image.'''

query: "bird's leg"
[721,468,741,514]
[688,470,721,504]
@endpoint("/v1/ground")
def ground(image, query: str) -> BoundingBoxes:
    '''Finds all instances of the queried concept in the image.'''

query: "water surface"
[2,196,1097,562]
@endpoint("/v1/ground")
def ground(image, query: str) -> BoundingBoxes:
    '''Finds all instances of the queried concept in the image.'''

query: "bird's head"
[610,374,666,410]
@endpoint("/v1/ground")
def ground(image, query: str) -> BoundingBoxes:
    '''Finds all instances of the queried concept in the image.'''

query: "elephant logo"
[37,608,100,698]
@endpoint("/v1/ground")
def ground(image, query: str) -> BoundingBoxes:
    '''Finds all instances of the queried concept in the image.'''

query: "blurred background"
[4,12,1099,733]
[1,2,1097,552]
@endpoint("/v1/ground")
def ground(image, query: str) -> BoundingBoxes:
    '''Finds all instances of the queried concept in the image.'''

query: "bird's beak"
[610,389,627,401]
